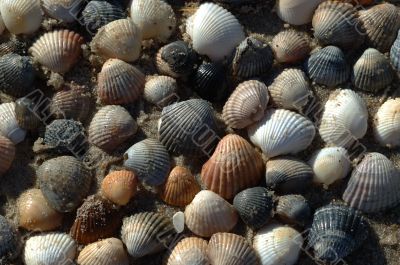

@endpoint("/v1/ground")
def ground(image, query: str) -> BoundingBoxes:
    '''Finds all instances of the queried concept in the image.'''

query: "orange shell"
[101,170,138,206]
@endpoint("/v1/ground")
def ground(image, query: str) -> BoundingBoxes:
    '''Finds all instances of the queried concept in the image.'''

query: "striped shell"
[0,215,20,262]
[277,0,324,25]
[0,102,27,144]
[144,75,178,107]
[15,97,41,130]
[42,0,84,23]
[275,194,311,227]
[390,30,400,71]
[0,135,15,175]
[77,238,129,265]
[271,30,311,63]
[101,170,138,206]
[164,237,209,265]
[373,98,400,148]
[0,0,42,34]
[193,62,228,102]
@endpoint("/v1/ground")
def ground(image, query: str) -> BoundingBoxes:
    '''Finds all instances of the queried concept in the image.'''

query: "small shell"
[390,30,400,71]
[89,105,137,152]
[97,58,145,105]
[160,166,200,207]
[77,238,129,265]
[233,187,274,230]
[271,30,311,63]
[15,97,41,130]
[164,237,209,265]
[275,194,311,227]
[91,19,142,62]
[343,152,400,213]
[0,135,15,175]
[101,170,138,206]
[373,98,400,148]
[187,3,245,61]
[193,62,228,102]
[277,0,324,25]
[201,134,264,200]
[30,30,84,73]
[248,109,315,158]
[172,212,184,233]
[306,46,349,87]
[144,76,178,107]
[0,0,42,34]
[124,138,171,186]
[0,215,20,262]
[42,0,84,23]
[0,102,27,144]
[185,190,238,237]
[121,212,176,258]
[17,188,63,232]
[222,80,269,129]
[0,39,26,56]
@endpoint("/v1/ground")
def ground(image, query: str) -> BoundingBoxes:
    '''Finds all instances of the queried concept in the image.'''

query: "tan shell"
[0,134,15,175]
[0,0,42,34]
[373,98,400,148]
[271,30,311,63]
[77,238,129,265]
[101,170,138,206]
[164,237,209,265]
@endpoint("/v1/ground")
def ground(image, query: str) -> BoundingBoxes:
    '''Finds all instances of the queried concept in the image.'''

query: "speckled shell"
[271,30,311,63]
[0,135,15,175]
[268,68,311,111]
[222,80,269,129]
[91,19,142,62]
[124,138,171,186]
[0,215,20,263]
[0,102,27,144]
[23,233,76,265]
[390,30,400,71]
[248,109,315,158]
[97,58,145,105]
[77,238,129,265]
[308,204,368,261]
[253,224,303,265]
[208,233,260,265]
[121,212,176,258]
[233,187,274,230]
[373,98,400,148]
[275,194,311,227]
[42,0,84,23]
[186,3,245,61]
[201,134,264,200]
[89,105,137,152]
[38,156,92,212]
[0,0,42,34]
[319,89,368,147]
[15,97,41,130]
[101,170,138,206]
[185,190,238,237]
[306,46,349,87]
[193,62,228,102]
[164,237,209,265]
[343,153,400,213]
[277,0,324,25]
[17,188,62,232]
[160,166,200,207]
[144,76,178,107]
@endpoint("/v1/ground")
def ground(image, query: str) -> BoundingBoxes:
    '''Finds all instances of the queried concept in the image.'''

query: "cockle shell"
[373,98,400,148]
[193,62,228,102]
[42,0,84,23]
[15,97,41,130]
[77,238,129,265]
[0,215,20,262]
[0,102,27,144]
[0,0,42,34]
[101,170,138,206]
[164,237,209,265]
[276,0,324,25]
[275,195,311,227]
[0,135,15,175]
[271,30,311,63]
[390,30,400,71]
[144,75,178,107]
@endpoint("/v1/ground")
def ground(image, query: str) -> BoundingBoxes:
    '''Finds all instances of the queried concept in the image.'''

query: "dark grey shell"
[158,99,218,157]
[233,187,274,230]
[15,97,41,130]
[193,62,228,102]
[390,30,400,71]
[308,204,368,262]
[275,194,311,227]
[0,216,20,263]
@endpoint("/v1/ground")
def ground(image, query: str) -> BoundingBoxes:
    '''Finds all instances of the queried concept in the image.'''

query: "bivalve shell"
[164,237,209,265]
[0,215,20,262]
[0,0,42,34]
[271,30,311,63]
[144,76,178,107]
[275,194,311,227]
[390,30,400,71]
[277,0,324,25]
[0,102,27,144]
[77,238,129,265]
[42,0,84,23]
[373,98,400,148]
[0,135,15,175]
[101,170,138,206]
[15,97,41,130]
[193,62,228,102]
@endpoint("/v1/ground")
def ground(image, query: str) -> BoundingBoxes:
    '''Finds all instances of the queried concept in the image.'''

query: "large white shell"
[277,0,324,25]
[0,102,27,144]
[0,0,43,34]
[186,3,245,61]
[373,98,400,148]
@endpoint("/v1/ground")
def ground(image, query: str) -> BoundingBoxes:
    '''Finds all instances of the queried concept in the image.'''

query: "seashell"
[15,97,41,130]
[253,224,303,265]
[390,30,400,71]
[101,170,138,206]
[265,157,313,194]
[0,135,15,175]
[0,53,36,97]
[248,109,315,158]
[305,46,349,87]
[373,98,400,148]
[77,238,129,265]
[0,39,27,56]
[89,105,137,152]
[144,75,178,107]
[277,0,324,25]
[233,187,274,230]
[186,3,245,61]
[319,89,368,147]
[124,138,171,186]
[352,48,393,93]
[0,0,42,34]
[172,211,184,233]
[70,195,122,244]
[232,35,274,79]
[201,134,264,200]
[185,190,238,237]
[268,68,311,111]
[275,194,311,227]
[23,233,76,265]
[0,215,20,262]
[271,30,311,63]
[0,102,27,144]
[160,166,200,207]
[308,204,368,261]
[91,19,142,62]
[0,13,5,35]
[130,0,176,42]
[193,62,228,102]
[38,156,92,212]
[30,30,84,73]
[359,3,400,53]
[42,0,84,23]
[97,58,145,105]
[17,188,62,232]
[164,237,209,265]
[121,212,176,258]
[158,99,218,157]
[342,152,400,213]
[308,147,351,187]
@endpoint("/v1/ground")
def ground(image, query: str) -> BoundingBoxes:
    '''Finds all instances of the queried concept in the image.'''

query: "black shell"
[275,194,311,227]
[0,216,20,263]
[193,62,228,102]
[15,97,41,130]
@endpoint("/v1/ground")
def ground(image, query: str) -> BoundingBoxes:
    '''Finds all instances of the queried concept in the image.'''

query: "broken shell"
[101,170,138,206]
[15,97,41,130]
[373,98,400,148]
[390,30,400,71]
[77,238,129,265]
[275,194,311,227]
[0,0,42,34]
[271,30,311,64]
[0,102,27,144]
[277,0,324,25]
[164,237,209,265]
[42,0,84,23]
[193,62,228,102]
[144,75,178,107]
[0,215,20,262]
[0,135,15,175]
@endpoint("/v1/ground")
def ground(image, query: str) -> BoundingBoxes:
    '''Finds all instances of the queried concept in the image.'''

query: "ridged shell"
[0,102,27,144]
[164,237,209,265]
[121,212,176,258]
[275,194,311,227]
[185,190,238,237]
[319,89,368,147]
[0,215,20,262]
[124,138,171,186]
[193,62,228,102]
[101,170,138,206]
[97,58,145,105]
[271,30,311,63]
[306,46,349,87]
[91,19,142,62]
[373,98,400,148]
[186,3,245,61]
[222,80,269,129]
[0,13,5,35]
[0,39,26,56]
[390,30,400,71]
[248,109,315,158]
[144,76,178,107]
[15,97,41,130]
[201,134,264,200]
[343,152,400,213]
[30,30,83,73]
[277,0,324,25]
[0,135,15,175]
[89,105,137,152]
[0,0,42,34]
[42,0,84,23]
[77,238,129,265]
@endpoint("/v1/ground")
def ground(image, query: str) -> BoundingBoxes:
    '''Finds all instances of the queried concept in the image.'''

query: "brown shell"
[15,97,41,130]
[271,30,311,63]
[164,237,210,265]
[0,135,15,175]
[101,170,138,206]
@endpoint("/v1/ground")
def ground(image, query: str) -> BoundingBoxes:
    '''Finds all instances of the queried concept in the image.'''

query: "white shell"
[0,0,43,34]
[319,89,368,147]
[77,238,129,265]
[247,109,315,158]
[173,211,185,233]
[186,3,245,61]
[373,98,400,148]
[144,75,178,107]
[42,0,83,23]
[277,0,324,25]
[0,102,27,144]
